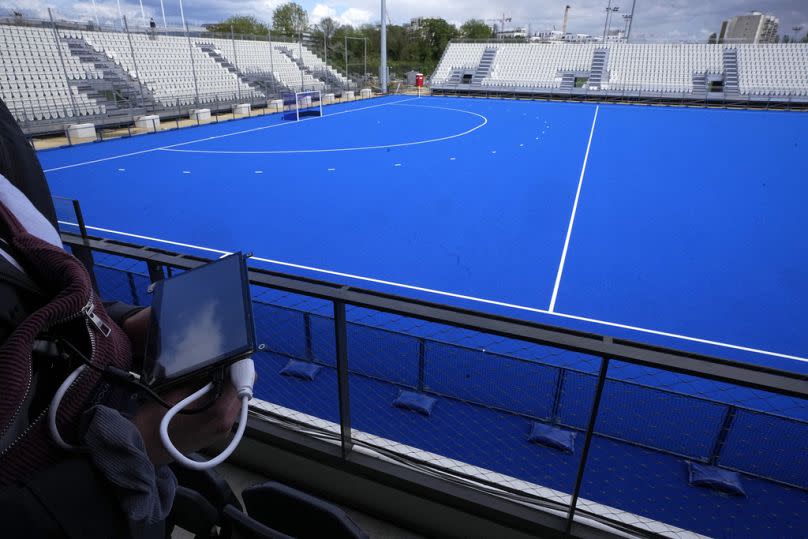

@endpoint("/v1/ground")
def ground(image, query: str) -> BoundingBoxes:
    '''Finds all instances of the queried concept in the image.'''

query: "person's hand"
[122,307,249,466]
[132,377,243,466]
[121,307,151,361]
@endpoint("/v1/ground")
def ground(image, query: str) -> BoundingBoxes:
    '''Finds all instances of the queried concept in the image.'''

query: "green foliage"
[460,19,492,39]
[318,16,337,39]
[272,2,309,36]
[209,10,497,79]
[204,16,268,36]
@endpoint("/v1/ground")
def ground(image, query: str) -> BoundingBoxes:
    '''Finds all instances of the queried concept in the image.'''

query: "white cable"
[49,364,86,451]
[159,358,255,470]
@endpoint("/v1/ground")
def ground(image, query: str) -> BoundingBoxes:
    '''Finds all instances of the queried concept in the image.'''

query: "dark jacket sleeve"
[0,456,131,538]
[0,98,58,230]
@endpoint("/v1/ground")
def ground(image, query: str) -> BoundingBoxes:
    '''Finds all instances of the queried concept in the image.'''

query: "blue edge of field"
[43,95,807,537]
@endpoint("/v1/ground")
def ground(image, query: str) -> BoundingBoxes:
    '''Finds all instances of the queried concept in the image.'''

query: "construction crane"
[486,14,512,35]
[561,5,571,35]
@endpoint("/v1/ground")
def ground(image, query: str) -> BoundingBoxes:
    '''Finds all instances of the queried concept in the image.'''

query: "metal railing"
[431,83,808,110]
[59,210,808,538]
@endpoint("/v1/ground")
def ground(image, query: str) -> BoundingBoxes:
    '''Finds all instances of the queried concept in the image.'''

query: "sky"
[3,0,808,43]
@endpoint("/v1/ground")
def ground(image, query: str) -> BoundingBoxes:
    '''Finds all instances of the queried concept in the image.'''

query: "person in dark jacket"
[0,98,242,538]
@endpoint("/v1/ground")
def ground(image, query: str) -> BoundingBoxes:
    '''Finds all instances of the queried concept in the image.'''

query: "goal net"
[282,90,323,121]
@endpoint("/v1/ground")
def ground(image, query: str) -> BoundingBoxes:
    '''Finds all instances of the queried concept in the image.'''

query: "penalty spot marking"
[57,219,808,364]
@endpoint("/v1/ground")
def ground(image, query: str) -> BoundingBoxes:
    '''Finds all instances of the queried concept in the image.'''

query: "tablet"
[141,253,255,390]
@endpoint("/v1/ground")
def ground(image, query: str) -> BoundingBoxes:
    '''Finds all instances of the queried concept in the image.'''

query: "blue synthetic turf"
[251,351,808,539]
[39,96,808,374]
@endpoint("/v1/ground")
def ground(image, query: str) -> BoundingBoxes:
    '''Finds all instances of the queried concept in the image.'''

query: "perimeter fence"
[58,215,808,539]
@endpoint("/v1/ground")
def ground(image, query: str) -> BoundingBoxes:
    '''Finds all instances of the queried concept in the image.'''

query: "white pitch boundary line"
[58,219,808,364]
[161,103,488,155]
[548,105,599,313]
[43,97,420,172]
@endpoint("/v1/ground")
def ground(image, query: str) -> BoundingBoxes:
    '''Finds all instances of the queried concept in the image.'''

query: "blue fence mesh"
[86,257,808,538]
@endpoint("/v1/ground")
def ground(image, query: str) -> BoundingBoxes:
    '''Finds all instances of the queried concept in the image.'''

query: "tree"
[273,2,308,37]
[420,18,458,60]
[204,15,269,36]
[460,19,492,39]
[707,32,717,44]
[318,16,337,40]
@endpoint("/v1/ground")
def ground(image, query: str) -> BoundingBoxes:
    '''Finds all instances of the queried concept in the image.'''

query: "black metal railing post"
[146,261,165,283]
[334,300,353,458]
[127,272,140,304]
[565,356,610,534]
[303,312,313,361]
[66,199,98,290]
[709,405,737,465]
[417,338,426,392]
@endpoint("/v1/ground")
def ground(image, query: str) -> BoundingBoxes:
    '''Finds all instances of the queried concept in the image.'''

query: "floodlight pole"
[90,0,100,27]
[138,0,146,27]
[123,16,146,106]
[299,31,305,91]
[178,0,187,34]
[380,0,388,92]
[626,0,637,41]
[160,0,167,29]
[267,30,276,96]
[116,0,124,29]
[182,19,199,105]
[602,0,612,42]
[48,8,78,119]
[231,25,241,101]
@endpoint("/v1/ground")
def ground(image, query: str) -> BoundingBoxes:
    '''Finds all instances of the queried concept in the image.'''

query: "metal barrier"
[61,222,808,539]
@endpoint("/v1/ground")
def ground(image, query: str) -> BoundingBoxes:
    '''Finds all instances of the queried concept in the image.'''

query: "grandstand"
[3,11,808,539]
[0,18,354,130]
[432,41,808,103]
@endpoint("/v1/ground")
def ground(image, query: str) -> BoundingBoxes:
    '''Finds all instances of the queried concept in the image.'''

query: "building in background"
[719,12,779,43]
[496,27,528,39]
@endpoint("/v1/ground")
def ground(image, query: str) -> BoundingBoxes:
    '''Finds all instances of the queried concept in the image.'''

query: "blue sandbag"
[687,461,746,496]
[527,423,576,453]
[393,390,437,416]
[280,359,322,381]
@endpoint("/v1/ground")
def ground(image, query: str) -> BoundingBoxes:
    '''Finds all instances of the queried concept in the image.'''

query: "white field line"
[549,105,599,313]
[43,97,419,172]
[161,103,488,155]
[58,220,808,364]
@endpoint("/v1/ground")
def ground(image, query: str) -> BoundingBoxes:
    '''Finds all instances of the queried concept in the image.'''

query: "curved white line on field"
[159,103,488,155]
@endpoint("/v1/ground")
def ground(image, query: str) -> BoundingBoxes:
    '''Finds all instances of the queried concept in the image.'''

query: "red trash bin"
[415,73,424,88]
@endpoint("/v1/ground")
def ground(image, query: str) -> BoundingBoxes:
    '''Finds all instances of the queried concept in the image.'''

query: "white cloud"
[310,3,372,27]
[5,0,808,41]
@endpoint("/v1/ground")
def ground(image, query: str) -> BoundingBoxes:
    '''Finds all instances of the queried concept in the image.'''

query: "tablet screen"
[142,253,255,389]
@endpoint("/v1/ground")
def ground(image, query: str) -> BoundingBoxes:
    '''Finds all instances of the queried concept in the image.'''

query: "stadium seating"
[432,42,808,99]
[197,38,325,92]
[734,44,808,96]
[606,43,723,93]
[486,43,597,89]
[0,22,350,124]
[0,25,104,121]
[431,43,486,83]
[73,30,260,106]
[3,19,806,127]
